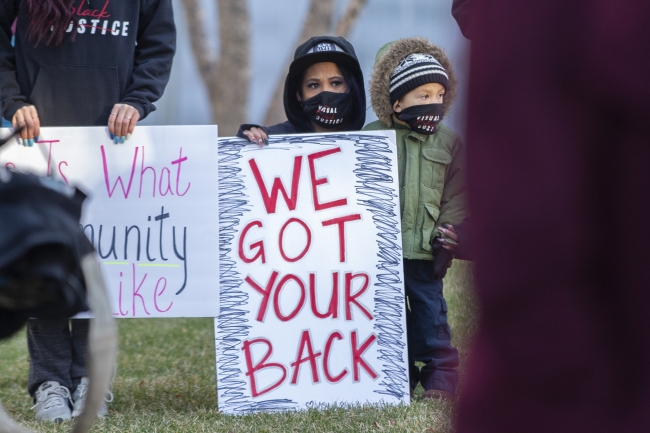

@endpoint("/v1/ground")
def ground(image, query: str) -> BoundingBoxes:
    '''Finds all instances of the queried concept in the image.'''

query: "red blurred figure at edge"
[453,0,650,432]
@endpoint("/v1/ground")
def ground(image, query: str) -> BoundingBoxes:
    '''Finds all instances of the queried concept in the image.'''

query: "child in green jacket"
[363,37,467,400]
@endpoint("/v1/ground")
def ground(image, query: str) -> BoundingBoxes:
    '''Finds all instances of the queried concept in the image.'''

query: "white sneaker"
[32,381,72,423]
[71,377,113,418]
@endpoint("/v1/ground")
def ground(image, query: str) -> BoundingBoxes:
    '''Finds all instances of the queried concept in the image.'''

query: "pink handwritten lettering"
[101,145,138,198]
[154,277,173,313]
[71,0,111,19]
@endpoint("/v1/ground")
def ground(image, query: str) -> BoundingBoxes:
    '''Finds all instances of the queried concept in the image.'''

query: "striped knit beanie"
[389,53,449,104]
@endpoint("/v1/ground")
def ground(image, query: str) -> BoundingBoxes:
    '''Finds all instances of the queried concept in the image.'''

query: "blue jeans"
[404,259,459,394]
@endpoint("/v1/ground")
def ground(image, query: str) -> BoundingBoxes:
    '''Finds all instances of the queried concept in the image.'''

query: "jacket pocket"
[421,203,440,252]
[420,147,452,190]
[29,65,119,126]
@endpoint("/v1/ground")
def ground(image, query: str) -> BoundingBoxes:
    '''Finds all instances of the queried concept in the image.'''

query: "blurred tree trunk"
[263,0,369,127]
[334,0,369,36]
[262,0,334,127]
[182,0,250,136]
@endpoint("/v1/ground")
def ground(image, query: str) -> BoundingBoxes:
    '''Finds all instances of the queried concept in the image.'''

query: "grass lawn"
[0,261,477,433]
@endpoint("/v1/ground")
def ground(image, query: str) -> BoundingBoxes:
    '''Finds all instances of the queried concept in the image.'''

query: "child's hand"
[438,224,459,251]
[242,127,268,146]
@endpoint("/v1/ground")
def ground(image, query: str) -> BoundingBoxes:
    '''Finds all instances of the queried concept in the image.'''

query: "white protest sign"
[0,126,219,317]
[215,131,409,413]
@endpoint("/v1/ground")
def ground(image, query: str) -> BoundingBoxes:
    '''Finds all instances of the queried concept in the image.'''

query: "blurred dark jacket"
[451,0,476,40]
[0,0,176,125]
[456,1,650,433]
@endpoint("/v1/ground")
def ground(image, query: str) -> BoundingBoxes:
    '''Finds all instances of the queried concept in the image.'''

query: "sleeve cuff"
[238,124,270,138]
[121,101,147,120]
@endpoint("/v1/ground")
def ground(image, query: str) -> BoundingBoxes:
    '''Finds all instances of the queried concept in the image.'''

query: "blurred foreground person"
[456,1,650,432]
[0,0,175,421]
[0,129,117,433]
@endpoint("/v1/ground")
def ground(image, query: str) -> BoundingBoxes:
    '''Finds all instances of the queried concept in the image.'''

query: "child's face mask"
[302,91,352,129]
[396,103,444,135]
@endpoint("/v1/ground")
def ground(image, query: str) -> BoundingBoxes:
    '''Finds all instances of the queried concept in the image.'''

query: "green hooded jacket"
[363,38,468,261]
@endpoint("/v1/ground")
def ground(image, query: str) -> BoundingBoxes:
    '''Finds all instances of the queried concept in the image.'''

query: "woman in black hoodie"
[1,0,175,145]
[0,0,175,421]
[238,36,366,144]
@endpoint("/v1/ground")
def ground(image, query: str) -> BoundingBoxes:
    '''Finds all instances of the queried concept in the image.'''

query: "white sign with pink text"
[0,126,219,318]
[215,131,410,413]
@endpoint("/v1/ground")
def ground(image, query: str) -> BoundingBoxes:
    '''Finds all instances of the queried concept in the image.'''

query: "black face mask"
[396,103,444,135]
[302,91,352,129]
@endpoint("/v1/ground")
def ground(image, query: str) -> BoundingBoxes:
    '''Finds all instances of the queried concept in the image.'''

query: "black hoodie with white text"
[0,0,176,126]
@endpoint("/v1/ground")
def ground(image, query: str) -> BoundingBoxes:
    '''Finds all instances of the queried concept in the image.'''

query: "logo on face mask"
[396,104,445,135]
[315,105,343,125]
[412,115,441,132]
[302,92,352,129]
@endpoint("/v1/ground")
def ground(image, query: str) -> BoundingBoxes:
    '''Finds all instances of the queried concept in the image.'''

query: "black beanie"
[389,53,449,104]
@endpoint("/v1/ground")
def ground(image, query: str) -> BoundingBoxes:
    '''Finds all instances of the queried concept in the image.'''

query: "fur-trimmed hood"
[369,37,457,127]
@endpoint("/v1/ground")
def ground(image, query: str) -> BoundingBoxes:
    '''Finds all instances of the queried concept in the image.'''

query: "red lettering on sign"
[245,271,374,322]
[245,271,279,322]
[323,331,348,383]
[278,218,311,262]
[322,214,361,262]
[249,156,302,214]
[309,273,338,319]
[242,338,287,397]
[241,331,379,397]
[307,147,348,211]
[290,330,322,384]
[351,331,378,381]
[273,274,306,322]
[239,220,266,264]
[345,272,373,321]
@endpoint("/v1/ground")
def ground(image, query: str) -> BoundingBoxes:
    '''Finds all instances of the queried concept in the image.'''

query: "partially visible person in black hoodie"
[0,0,175,145]
[0,0,175,422]
[451,0,476,41]
[238,36,366,144]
